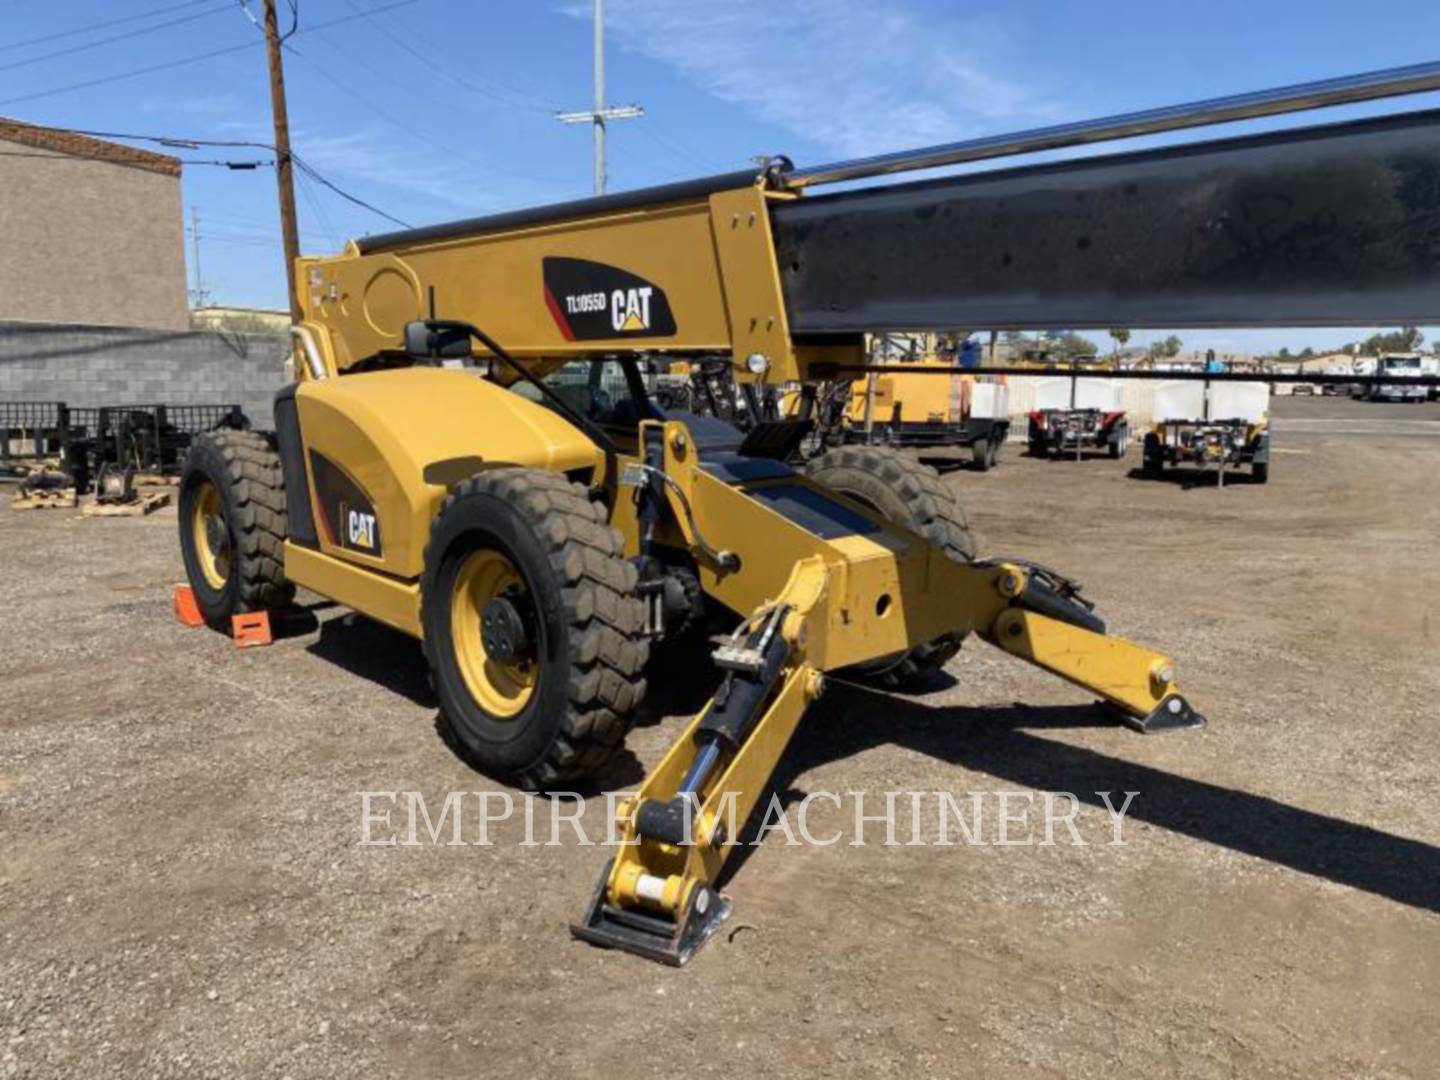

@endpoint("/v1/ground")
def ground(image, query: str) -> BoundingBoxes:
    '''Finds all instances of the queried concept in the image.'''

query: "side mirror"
[402,320,473,360]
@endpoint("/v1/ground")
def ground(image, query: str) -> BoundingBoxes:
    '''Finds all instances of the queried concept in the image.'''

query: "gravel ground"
[1,396,1436,1078]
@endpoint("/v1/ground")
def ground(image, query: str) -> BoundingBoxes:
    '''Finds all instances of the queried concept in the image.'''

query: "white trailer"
[1142,380,1271,485]
[1026,377,1129,459]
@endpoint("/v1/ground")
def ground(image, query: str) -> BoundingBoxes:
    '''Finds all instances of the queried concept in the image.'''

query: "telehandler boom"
[177,60,1440,964]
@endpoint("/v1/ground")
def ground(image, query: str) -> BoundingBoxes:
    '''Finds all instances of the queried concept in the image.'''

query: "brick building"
[0,118,189,331]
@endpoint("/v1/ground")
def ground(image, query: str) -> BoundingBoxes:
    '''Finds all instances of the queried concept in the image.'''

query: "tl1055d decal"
[309,450,382,557]
[543,257,677,341]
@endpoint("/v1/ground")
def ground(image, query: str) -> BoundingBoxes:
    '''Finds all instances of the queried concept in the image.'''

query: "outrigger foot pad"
[571,859,732,966]
[1121,693,1206,734]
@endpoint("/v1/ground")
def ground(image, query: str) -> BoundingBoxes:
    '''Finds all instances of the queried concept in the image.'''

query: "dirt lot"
[2,396,1437,1078]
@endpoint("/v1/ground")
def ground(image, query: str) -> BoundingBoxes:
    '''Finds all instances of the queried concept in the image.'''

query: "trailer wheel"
[420,469,649,789]
[177,430,293,630]
[805,446,975,689]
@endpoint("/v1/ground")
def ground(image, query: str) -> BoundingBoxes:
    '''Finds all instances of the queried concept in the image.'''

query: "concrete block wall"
[0,320,289,429]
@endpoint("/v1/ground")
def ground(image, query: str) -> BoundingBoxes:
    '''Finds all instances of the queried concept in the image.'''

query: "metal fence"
[0,401,73,468]
[0,401,248,483]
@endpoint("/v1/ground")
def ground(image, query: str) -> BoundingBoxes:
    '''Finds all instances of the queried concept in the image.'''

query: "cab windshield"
[508,358,658,432]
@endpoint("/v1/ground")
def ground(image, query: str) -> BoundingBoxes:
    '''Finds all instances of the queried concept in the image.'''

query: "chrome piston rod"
[783,59,1440,188]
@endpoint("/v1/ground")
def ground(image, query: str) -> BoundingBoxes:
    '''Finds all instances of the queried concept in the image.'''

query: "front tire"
[805,446,975,689]
[177,430,293,630]
[420,469,648,788]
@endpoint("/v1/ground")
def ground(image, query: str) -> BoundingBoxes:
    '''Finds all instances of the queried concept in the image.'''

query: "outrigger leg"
[573,555,1203,966]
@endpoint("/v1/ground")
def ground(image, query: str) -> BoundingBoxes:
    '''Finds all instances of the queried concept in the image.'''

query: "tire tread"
[420,468,648,788]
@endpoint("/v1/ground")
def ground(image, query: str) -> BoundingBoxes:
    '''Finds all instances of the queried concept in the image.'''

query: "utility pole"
[189,205,207,308]
[261,0,302,321]
[555,0,643,195]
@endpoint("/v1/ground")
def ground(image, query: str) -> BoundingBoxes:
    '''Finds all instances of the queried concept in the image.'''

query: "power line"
[0,2,236,75]
[294,159,343,248]
[0,122,268,149]
[0,0,420,109]
[292,155,412,228]
[8,120,408,228]
[634,123,733,175]
[334,0,560,114]
[0,0,214,54]
[283,39,577,188]
[0,148,270,167]
[0,39,256,108]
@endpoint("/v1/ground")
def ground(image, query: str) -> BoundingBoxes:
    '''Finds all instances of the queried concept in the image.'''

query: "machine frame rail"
[813,366,1440,388]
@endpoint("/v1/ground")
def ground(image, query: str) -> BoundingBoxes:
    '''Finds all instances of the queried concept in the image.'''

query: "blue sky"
[5,0,1440,354]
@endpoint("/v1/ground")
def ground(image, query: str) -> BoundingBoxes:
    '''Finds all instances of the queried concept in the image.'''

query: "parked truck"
[1364,353,1428,401]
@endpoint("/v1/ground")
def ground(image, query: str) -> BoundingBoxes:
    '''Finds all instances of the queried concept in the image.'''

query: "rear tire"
[971,437,992,472]
[1251,461,1269,484]
[177,430,293,630]
[420,469,648,789]
[804,446,975,689]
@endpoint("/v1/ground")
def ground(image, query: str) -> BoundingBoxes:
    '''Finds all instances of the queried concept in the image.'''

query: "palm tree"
[1109,328,1131,362]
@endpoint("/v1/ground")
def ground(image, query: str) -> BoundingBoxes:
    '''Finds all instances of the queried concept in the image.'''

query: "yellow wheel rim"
[190,480,230,590]
[450,549,536,719]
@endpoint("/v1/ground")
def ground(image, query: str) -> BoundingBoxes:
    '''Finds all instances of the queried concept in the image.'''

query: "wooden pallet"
[134,473,180,487]
[10,487,77,511]
[81,491,171,517]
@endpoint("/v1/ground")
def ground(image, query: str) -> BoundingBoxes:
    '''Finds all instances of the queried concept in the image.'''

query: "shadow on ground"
[1127,465,1265,490]
[300,612,1436,913]
[720,687,1440,913]
[304,610,649,791]
[306,612,437,708]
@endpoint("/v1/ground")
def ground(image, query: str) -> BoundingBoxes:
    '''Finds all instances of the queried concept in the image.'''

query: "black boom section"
[771,109,1440,332]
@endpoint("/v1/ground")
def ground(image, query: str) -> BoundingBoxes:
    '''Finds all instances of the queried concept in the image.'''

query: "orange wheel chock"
[230,611,273,649]
[172,585,204,628]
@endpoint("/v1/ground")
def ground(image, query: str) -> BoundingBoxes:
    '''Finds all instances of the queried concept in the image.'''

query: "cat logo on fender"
[346,509,377,551]
[308,450,383,557]
[542,257,677,341]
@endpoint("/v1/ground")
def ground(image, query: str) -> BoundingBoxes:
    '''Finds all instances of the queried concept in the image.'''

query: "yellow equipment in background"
[840,336,1011,470]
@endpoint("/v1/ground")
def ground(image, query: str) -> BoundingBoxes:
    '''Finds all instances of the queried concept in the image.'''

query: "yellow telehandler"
[177,60,1440,963]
